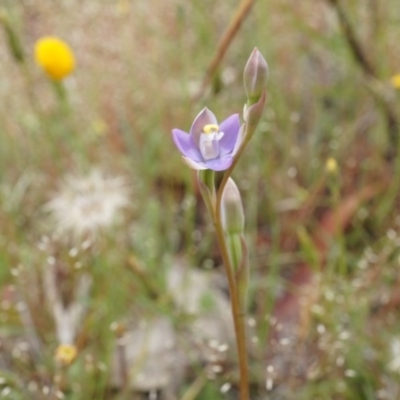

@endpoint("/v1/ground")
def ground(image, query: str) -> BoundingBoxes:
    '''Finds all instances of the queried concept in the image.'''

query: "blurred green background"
[1,0,400,399]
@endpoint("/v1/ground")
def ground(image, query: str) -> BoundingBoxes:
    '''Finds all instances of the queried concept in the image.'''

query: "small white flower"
[45,169,130,241]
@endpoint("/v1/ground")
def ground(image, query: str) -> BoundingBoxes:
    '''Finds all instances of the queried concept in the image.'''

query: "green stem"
[217,89,266,201]
[211,124,260,400]
[206,91,266,398]
[213,217,249,400]
[198,170,216,219]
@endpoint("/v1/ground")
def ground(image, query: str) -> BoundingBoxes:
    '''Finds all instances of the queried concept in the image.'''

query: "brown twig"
[327,0,375,76]
[193,0,255,101]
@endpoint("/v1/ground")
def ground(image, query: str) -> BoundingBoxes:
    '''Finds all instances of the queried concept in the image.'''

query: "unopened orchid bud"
[221,178,244,235]
[243,48,268,105]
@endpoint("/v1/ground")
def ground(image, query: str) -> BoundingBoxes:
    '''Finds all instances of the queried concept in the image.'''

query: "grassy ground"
[0,0,400,399]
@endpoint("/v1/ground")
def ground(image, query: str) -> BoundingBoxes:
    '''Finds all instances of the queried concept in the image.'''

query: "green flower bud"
[221,178,244,235]
[243,48,268,105]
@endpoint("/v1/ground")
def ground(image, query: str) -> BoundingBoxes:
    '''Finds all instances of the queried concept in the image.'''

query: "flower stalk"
[0,8,25,63]
[212,214,250,399]
[172,48,267,399]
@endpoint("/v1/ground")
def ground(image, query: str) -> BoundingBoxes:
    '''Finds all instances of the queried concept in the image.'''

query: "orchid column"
[172,48,268,400]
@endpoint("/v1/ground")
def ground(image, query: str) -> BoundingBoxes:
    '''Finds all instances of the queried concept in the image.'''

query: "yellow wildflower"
[35,36,75,80]
[391,74,400,90]
[55,344,78,366]
[326,157,338,173]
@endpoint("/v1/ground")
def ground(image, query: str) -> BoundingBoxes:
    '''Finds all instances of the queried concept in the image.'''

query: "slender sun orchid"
[172,108,242,171]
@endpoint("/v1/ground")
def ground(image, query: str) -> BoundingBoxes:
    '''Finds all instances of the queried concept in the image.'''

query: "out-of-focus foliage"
[0,0,400,399]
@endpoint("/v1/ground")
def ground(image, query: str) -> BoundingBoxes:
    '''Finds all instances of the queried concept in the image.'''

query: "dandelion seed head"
[45,170,130,242]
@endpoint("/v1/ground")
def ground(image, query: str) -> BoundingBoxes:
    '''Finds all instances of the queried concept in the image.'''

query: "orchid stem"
[197,170,250,397]
[212,149,254,400]
[213,213,250,400]
[212,93,265,398]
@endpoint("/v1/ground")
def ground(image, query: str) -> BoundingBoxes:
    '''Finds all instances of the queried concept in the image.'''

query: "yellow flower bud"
[55,344,77,366]
[35,36,75,80]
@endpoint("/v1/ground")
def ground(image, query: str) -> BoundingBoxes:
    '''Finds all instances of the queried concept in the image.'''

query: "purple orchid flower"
[172,108,242,171]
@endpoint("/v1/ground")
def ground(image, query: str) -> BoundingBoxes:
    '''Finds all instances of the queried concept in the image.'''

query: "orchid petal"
[189,108,218,147]
[182,156,208,170]
[172,129,202,162]
[205,156,233,171]
[219,114,241,156]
